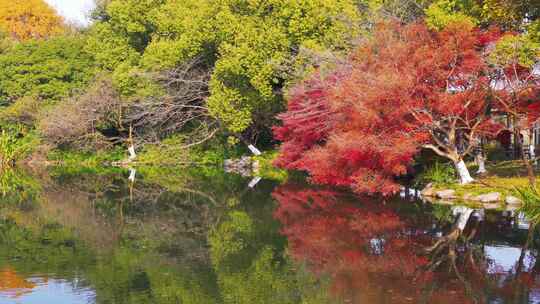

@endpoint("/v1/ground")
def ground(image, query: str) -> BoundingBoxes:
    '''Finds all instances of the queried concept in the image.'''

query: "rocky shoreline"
[419,183,523,210]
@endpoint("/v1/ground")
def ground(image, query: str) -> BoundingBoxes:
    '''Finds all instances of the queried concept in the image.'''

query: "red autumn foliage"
[476,26,504,47]
[274,21,505,194]
[273,73,340,170]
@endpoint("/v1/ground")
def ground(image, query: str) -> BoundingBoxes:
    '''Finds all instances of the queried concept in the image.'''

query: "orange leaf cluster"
[0,267,36,298]
[0,0,65,41]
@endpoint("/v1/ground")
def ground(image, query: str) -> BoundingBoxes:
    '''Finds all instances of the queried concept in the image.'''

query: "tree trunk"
[522,154,536,188]
[516,127,536,188]
[476,153,486,174]
[422,145,475,184]
[127,125,136,161]
[128,145,137,161]
[454,159,474,184]
[513,116,522,159]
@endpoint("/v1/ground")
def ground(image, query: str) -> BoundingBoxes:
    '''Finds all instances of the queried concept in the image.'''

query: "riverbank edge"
[19,146,289,182]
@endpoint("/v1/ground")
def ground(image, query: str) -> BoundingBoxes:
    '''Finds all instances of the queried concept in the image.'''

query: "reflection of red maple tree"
[273,185,438,302]
[272,185,540,303]
[273,186,405,268]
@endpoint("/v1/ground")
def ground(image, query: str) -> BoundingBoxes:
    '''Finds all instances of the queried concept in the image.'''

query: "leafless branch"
[125,58,219,147]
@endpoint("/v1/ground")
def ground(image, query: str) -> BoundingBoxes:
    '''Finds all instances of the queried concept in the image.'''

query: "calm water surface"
[0,167,539,304]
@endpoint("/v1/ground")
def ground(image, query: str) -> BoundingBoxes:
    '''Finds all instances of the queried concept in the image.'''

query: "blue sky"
[44,0,96,26]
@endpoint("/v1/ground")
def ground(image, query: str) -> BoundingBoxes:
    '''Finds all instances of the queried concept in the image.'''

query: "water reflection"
[273,184,540,304]
[0,270,95,304]
[273,185,435,303]
[0,268,37,299]
[1,168,540,303]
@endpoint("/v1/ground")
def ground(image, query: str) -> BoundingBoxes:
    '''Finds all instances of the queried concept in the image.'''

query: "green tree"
[87,0,362,135]
[425,0,540,30]
[0,35,95,105]
[425,0,480,29]
[479,0,540,30]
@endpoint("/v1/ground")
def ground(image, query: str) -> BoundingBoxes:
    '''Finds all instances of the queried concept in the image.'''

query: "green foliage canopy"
[86,0,363,133]
[0,35,95,105]
[425,0,540,30]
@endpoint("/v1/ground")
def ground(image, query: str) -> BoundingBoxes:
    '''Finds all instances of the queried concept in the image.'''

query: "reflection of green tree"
[85,247,221,304]
[0,215,222,303]
[210,210,297,304]
[208,182,332,304]
[0,218,94,279]
[0,167,236,303]
[0,168,41,206]
[0,167,333,303]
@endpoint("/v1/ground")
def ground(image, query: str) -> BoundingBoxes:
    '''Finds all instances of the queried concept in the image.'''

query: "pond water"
[0,167,540,304]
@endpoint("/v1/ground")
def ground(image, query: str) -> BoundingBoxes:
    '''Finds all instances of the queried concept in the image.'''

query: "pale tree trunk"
[128,145,137,161]
[423,144,475,184]
[475,138,487,174]
[247,144,262,156]
[127,125,136,162]
[454,159,474,184]
[476,153,486,174]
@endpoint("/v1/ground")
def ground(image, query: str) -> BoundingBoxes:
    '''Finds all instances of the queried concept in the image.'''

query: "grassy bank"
[40,143,289,183]
[425,160,538,200]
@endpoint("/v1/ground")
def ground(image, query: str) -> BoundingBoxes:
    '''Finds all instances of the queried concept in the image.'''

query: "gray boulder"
[474,192,501,203]
[436,189,457,199]
[420,183,435,197]
[505,195,523,206]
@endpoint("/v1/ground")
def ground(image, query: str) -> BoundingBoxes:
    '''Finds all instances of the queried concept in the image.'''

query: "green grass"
[46,148,125,177]
[430,160,539,199]
[515,187,540,224]
[252,151,288,182]
[414,161,456,187]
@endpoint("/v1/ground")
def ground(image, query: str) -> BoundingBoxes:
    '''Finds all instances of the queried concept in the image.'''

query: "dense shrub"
[125,59,216,145]
[86,0,363,135]
[38,79,121,151]
[0,126,39,168]
[414,162,457,187]
[0,96,42,127]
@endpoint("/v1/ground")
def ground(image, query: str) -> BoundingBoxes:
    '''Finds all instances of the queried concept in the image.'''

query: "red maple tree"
[275,21,505,194]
